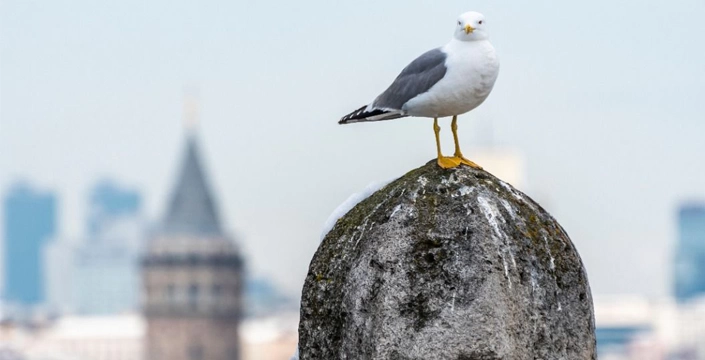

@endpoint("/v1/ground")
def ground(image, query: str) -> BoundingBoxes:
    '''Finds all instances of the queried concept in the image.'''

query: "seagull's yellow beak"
[464,24,475,34]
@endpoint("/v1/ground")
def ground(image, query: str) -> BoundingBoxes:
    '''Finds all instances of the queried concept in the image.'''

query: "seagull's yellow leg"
[435,118,460,169]
[451,115,482,169]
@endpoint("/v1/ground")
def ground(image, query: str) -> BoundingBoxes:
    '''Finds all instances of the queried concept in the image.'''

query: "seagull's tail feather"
[339,105,406,124]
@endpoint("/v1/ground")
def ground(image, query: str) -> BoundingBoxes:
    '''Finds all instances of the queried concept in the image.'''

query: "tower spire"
[163,137,221,235]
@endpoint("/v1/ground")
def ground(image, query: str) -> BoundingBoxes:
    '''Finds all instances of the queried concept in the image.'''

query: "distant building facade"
[594,295,705,359]
[28,314,145,360]
[143,134,243,360]
[43,180,146,315]
[674,203,705,302]
[75,180,146,314]
[3,183,56,305]
[73,226,145,314]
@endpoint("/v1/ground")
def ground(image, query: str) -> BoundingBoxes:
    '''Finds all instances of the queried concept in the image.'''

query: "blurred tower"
[142,132,243,360]
[674,203,705,302]
[3,183,56,306]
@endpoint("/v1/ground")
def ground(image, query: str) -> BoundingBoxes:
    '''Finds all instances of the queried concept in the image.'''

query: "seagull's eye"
[457,21,462,26]
[478,20,483,25]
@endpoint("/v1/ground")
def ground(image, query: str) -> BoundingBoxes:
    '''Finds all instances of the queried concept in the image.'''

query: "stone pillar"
[298,161,596,359]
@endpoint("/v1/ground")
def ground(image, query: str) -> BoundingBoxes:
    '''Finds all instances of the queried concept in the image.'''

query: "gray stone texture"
[299,161,596,360]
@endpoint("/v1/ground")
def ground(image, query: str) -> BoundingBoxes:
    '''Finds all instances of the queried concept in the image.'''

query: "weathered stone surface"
[299,161,595,359]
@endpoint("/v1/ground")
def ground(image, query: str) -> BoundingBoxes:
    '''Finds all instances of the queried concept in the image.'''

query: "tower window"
[189,284,199,310]
[166,284,176,304]
[212,284,222,308]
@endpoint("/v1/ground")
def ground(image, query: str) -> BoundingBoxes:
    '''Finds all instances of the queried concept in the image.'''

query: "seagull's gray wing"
[372,48,448,111]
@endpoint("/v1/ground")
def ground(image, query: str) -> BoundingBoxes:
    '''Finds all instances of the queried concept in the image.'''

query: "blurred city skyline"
[2,0,705,301]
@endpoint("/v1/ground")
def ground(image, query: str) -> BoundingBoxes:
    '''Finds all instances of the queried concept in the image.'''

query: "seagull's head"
[454,11,488,41]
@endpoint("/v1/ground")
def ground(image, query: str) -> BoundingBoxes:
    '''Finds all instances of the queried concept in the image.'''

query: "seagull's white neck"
[445,37,492,51]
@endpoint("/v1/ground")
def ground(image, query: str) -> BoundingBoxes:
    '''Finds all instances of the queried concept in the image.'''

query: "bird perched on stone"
[339,11,500,169]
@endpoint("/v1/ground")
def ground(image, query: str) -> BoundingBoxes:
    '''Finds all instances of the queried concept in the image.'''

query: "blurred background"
[1,0,704,359]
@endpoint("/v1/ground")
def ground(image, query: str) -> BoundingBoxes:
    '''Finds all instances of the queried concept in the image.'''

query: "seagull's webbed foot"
[453,154,483,169]
[437,156,461,169]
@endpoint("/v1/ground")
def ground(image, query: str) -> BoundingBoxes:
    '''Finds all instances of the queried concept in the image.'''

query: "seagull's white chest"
[403,39,499,118]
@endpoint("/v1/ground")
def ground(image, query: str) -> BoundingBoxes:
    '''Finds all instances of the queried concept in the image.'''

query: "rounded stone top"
[299,161,595,359]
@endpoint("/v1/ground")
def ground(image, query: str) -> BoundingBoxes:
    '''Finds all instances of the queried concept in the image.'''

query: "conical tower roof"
[163,134,222,236]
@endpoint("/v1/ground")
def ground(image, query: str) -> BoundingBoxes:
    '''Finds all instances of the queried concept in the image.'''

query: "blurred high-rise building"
[43,180,146,315]
[87,180,141,237]
[674,203,705,303]
[2,183,56,306]
[74,180,146,314]
[142,132,244,360]
[72,220,146,314]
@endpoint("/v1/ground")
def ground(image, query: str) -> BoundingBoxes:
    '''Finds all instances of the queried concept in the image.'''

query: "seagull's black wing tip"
[339,106,393,124]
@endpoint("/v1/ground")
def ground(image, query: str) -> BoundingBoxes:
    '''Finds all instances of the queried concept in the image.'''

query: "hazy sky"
[1,0,704,298]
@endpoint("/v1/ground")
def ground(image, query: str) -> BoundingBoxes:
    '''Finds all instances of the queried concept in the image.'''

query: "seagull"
[339,11,500,169]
